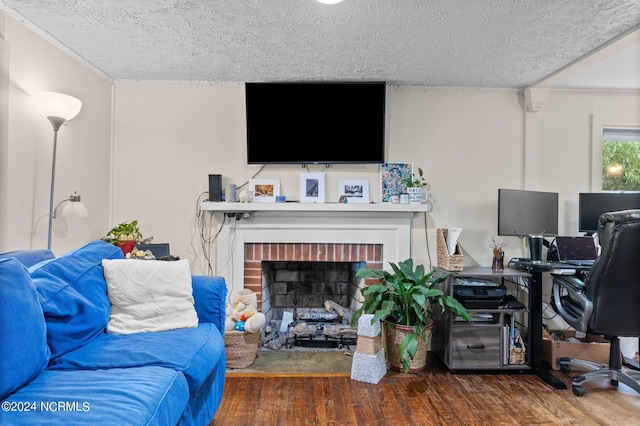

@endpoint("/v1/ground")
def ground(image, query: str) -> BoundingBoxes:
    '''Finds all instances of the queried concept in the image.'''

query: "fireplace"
[201,202,426,350]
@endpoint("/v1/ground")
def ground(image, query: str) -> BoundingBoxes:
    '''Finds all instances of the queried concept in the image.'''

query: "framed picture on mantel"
[380,162,412,203]
[338,179,369,204]
[300,173,325,203]
[249,179,280,203]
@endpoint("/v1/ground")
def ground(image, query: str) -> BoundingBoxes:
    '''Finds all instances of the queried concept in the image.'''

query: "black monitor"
[498,189,559,237]
[578,192,640,233]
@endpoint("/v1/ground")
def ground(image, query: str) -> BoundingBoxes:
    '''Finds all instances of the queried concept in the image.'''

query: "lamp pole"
[46,117,66,250]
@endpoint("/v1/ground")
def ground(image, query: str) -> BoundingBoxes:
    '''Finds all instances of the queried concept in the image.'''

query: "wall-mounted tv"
[498,189,559,237]
[579,192,640,233]
[245,82,386,164]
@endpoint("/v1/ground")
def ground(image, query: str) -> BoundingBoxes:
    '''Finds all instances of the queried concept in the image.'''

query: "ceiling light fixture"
[316,0,344,4]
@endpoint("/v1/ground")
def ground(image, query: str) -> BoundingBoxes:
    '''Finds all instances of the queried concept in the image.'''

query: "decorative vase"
[382,320,434,373]
[406,187,424,204]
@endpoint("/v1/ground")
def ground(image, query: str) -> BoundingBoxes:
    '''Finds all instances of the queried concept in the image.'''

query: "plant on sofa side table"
[352,258,471,373]
[103,220,143,255]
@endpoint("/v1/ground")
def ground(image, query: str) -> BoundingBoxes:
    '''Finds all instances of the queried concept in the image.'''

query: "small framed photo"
[338,179,370,204]
[249,179,280,203]
[300,173,325,203]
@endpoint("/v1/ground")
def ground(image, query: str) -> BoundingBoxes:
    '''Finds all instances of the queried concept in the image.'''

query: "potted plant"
[352,258,471,373]
[104,220,143,255]
[402,167,427,204]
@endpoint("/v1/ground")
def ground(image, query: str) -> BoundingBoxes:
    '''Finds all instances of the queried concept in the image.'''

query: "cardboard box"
[542,330,610,370]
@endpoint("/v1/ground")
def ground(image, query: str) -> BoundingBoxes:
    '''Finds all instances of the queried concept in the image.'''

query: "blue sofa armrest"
[192,275,227,336]
[0,249,55,268]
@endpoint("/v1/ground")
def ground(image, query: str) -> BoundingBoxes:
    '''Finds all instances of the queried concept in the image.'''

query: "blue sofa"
[0,241,226,425]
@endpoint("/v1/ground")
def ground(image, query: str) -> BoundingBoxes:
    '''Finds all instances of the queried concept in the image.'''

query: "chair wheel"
[572,385,585,396]
[611,379,618,387]
[560,364,571,374]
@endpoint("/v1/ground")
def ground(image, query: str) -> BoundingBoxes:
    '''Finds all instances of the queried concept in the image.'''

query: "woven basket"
[509,334,526,365]
[436,228,463,271]
[382,321,434,373]
[224,330,261,369]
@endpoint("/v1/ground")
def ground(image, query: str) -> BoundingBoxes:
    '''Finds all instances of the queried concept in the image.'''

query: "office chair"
[551,209,640,397]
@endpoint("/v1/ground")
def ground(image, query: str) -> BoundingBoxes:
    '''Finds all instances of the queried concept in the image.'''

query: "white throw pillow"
[102,259,198,334]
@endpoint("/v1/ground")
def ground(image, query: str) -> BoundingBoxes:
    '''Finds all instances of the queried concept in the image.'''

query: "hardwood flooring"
[212,355,640,426]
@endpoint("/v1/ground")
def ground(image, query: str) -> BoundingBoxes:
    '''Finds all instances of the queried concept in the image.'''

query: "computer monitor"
[498,189,559,237]
[578,192,640,233]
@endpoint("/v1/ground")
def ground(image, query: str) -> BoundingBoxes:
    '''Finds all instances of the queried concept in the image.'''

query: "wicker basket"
[436,228,463,271]
[224,330,261,369]
[382,321,433,373]
[509,334,526,365]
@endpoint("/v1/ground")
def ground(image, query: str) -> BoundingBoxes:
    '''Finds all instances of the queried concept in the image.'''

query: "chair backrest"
[585,209,640,336]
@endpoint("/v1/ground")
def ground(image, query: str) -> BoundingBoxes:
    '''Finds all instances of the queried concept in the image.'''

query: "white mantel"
[200,201,430,294]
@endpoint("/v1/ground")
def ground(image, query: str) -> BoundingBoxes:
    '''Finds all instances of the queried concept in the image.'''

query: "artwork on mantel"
[380,162,412,203]
[299,172,325,203]
[249,179,280,203]
[338,179,369,204]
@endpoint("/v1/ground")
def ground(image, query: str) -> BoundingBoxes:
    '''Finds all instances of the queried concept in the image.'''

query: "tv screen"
[498,189,559,237]
[245,82,386,164]
[578,192,640,233]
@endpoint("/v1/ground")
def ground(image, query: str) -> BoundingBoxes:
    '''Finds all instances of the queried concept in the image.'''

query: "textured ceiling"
[1,0,639,89]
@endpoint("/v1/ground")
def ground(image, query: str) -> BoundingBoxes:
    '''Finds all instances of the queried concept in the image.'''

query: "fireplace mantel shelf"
[200,201,430,214]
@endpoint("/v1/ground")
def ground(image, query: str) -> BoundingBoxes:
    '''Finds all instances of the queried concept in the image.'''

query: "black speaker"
[208,174,222,202]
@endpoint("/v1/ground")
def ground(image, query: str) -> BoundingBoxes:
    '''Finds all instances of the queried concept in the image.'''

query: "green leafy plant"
[104,220,143,244]
[602,140,640,191]
[352,259,471,373]
[402,167,428,188]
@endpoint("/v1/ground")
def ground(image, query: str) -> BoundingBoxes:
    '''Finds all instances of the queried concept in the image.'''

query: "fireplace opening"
[260,260,364,350]
[243,242,383,350]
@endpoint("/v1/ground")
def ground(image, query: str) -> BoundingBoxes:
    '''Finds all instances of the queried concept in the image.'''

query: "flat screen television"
[498,189,559,237]
[245,82,386,164]
[578,192,640,233]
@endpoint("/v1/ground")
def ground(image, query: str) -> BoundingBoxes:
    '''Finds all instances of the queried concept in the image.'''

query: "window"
[602,128,640,191]
[591,115,640,192]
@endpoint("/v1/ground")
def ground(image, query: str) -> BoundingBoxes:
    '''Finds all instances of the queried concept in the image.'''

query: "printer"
[453,277,507,309]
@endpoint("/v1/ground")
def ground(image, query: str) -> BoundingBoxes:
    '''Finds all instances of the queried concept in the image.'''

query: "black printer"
[453,278,507,309]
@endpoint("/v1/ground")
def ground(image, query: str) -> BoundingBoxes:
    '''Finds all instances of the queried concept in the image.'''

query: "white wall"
[3,13,640,278]
[0,13,113,255]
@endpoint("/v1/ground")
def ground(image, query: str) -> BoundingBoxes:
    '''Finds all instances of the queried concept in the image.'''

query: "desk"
[509,259,591,390]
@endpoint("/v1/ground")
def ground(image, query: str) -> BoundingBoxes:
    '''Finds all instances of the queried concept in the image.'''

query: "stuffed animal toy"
[225,288,266,333]
[238,190,253,203]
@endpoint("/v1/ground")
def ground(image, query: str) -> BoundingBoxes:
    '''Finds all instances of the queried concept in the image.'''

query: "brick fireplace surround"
[244,242,384,311]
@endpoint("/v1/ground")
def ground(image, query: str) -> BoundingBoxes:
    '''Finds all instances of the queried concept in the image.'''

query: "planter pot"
[382,320,434,373]
[116,240,136,255]
[406,187,424,204]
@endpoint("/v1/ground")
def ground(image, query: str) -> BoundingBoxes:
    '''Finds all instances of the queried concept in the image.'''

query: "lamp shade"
[32,91,82,121]
[61,200,88,218]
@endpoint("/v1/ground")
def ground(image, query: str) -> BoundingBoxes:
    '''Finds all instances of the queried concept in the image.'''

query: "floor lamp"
[32,91,84,250]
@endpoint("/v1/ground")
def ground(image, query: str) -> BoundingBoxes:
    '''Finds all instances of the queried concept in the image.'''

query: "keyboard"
[566,260,595,267]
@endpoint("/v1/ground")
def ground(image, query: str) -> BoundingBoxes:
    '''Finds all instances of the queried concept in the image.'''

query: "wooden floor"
[212,355,640,426]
